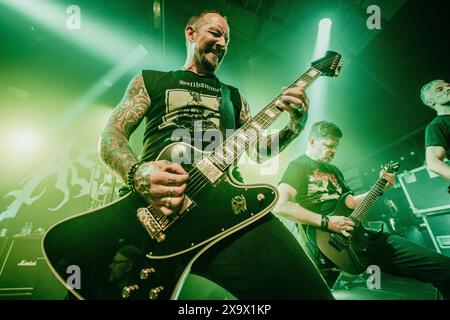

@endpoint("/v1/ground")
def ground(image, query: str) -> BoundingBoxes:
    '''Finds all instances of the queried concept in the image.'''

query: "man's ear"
[185,25,196,43]
[308,137,315,146]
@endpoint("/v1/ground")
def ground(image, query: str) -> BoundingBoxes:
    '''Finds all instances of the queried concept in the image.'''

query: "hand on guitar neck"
[326,169,395,238]
[380,169,395,190]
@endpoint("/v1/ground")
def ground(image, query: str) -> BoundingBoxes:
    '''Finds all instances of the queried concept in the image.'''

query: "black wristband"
[127,161,143,194]
[320,215,329,231]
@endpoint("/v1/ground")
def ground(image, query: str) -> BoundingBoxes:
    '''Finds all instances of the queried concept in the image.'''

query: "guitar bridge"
[136,197,193,242]
[137,207,172,242]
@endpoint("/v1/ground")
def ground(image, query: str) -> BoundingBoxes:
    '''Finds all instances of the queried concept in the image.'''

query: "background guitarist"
[274,121,450,299]
[99,10,334,299]
[421,79,450,181]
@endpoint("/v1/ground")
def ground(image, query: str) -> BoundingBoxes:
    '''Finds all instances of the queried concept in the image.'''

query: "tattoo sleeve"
[100,73,151,181]
[240,94,306,163]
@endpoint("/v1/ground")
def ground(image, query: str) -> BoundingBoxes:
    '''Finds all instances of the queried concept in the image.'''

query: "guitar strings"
[176,67,327,198]
[350,180,385,221]
[184,107,276,198]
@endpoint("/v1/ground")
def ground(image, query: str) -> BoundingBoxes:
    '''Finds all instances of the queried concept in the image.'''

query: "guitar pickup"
[196,158,223,184]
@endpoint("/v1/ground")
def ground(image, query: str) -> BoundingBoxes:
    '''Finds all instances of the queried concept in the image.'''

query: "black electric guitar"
[42,51,343,300]
[306,161,400,274]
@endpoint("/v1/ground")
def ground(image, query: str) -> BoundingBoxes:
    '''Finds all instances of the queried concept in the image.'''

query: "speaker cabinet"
[0,236,66,299]
[397,163,450,215]
[422,211,450,257]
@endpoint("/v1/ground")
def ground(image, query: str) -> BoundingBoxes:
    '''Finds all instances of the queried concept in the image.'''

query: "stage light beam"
[307,17,333,122]
[1,0,142,62]
[314,18,332,60]
[7,129,40,154]
[49,44,149,135]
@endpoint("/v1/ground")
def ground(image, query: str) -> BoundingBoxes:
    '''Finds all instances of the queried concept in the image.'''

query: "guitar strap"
[219,81,236,134]
[324,163,352,195]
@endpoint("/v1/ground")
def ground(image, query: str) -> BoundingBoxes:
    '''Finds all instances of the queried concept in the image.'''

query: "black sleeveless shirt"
[141,70,243,161]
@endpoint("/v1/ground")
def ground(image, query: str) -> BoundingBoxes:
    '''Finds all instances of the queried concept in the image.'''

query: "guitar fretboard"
[349,178,386,225]
[208,68,322,171]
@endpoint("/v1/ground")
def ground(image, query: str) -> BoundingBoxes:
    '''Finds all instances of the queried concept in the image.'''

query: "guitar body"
[43,143,277,300]
[306,195,378,275]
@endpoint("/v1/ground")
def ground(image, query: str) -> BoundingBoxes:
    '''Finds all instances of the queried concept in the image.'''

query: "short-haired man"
[421,79,450,180]
[274,121,450,299]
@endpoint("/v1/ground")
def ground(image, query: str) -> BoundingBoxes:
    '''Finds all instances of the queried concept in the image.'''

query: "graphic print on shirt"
[307,169,343,203]
[160,88,221,131]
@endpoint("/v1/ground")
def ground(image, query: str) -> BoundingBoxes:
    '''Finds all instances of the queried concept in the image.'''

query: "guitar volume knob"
[156,233,166,242]
[122,284,139,299]
[149,286,164,300]
[257,193,265,202]
[140,267,156,280]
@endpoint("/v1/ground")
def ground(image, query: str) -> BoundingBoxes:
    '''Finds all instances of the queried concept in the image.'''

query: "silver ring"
[165,197,171,208]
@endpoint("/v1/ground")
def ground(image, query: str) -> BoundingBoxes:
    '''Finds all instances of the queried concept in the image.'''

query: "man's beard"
[196,51,220,73]
[322,154,334,162]
[442,90,450,106]
[201,56,217,73]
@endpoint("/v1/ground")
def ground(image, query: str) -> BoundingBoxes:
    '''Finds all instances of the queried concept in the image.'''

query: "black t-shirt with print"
[141,70,243,162]
[279,155,351,215]
[425,115,450,159]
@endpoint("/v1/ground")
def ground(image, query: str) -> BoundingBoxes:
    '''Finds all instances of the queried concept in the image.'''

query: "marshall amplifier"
[0,235,66,299]
[422,211,450,257]
[0,237,41,285]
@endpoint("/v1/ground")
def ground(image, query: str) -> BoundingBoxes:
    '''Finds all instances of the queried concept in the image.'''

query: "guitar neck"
[349,178,386,224]
[208,67,322,171]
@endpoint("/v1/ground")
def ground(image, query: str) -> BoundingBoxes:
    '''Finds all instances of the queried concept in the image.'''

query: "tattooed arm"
[100,73,150,180]
[100,73,188,215]
[242,86,309,163]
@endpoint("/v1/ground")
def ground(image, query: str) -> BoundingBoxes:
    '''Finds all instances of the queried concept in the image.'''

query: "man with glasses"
[96,245,145,300]
[274,121,450,299]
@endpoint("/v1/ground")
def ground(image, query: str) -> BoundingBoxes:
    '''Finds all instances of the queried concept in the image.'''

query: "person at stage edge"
[274,120,450,299]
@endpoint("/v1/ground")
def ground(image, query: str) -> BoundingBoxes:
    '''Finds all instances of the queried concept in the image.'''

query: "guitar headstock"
[311,51,343,77]
[381,161,400,173]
